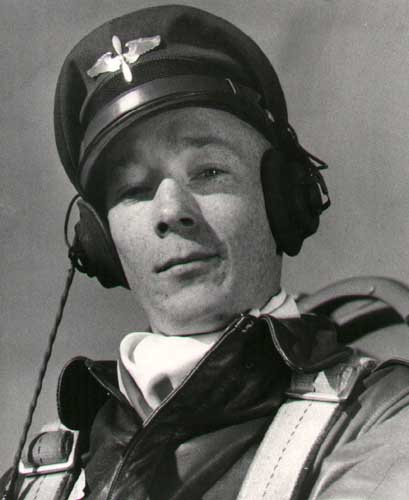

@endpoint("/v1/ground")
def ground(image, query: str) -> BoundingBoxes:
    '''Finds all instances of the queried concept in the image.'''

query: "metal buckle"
[18,429,79,476]
[285,355,377,403]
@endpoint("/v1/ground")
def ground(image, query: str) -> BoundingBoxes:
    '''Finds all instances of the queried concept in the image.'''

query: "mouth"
[155,252,219,273]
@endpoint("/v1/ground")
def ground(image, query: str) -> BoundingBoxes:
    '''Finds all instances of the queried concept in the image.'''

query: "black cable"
[286,123,329,170]
[2,196,80,500]
[64,194,81,248]
[2,265,76,500]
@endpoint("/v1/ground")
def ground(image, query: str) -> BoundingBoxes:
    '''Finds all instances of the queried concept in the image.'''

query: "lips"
[155,251,218,273]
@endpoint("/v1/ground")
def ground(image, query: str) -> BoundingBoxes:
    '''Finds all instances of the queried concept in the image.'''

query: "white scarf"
[118,289,299,410]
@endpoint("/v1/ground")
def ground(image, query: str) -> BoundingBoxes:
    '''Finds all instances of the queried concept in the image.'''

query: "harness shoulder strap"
[10,421,84,500]
[237,352,376,500]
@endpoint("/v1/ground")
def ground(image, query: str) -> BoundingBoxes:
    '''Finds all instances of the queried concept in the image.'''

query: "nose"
[153,178,198,238]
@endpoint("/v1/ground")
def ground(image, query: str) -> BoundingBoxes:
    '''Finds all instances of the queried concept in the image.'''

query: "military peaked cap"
[54,4,289,196]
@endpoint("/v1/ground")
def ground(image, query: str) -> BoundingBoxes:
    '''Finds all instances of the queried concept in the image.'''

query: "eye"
[188,164,232,193]
[194,166,225,180]
[116,185,153,203]
[200,168,221,178]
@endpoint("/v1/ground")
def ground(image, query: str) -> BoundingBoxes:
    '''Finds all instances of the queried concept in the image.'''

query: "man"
[3,4,409,500]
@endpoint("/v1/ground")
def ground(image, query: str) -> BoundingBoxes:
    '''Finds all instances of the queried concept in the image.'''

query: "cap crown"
[54,5,288,194]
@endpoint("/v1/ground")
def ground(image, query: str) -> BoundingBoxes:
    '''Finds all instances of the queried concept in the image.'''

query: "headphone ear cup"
[290,165,320,237]
[260,148,321,256]
[261,148,295,254]
[73,199,129,289]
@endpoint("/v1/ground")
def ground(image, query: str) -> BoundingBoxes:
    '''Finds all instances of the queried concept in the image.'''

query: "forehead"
[101,107,269,167]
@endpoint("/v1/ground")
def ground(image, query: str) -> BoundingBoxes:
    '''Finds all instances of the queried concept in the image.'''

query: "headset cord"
[2,265,76,500]
[2,196,80,500]
[2,265,76,499]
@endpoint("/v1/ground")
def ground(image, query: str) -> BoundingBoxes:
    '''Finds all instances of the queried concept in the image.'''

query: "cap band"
[79,74,272,190]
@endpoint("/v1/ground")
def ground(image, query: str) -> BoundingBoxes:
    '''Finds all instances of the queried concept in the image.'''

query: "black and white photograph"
[1,1,409,498]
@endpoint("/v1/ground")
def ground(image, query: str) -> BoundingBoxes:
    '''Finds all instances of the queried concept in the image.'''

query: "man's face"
[103,107,282,334]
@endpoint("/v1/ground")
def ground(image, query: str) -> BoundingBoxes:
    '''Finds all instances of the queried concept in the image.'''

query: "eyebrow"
[106,132,239,177]
[179,134,229,147]
[173,134,239,156]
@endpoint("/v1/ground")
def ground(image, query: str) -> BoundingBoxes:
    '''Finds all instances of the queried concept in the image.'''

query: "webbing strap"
[67,470,86,500]
[237,353,376,500]
[15,471,77,500]
[237,399,339,500]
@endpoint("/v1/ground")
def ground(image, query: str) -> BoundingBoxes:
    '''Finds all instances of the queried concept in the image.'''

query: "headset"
[68,124,331,289]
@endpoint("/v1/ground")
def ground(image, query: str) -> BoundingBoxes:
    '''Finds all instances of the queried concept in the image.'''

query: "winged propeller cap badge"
[87,35,162,83]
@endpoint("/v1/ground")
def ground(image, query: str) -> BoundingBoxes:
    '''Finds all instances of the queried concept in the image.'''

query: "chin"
[151,285,237,335]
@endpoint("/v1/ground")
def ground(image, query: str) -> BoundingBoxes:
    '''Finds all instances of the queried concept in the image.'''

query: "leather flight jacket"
[57,314,351,500]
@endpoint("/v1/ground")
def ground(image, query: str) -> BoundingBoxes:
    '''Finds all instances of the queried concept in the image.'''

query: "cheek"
[199,187,274,268]
[107,205,151,280]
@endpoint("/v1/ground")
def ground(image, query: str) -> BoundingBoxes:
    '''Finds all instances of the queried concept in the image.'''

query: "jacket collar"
[58,314,350,431]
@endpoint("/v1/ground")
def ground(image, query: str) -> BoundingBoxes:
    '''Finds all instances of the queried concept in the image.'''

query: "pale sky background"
[1,0,408,464]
